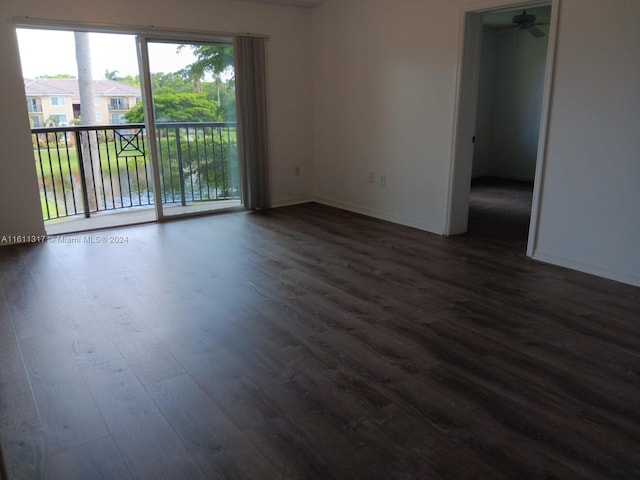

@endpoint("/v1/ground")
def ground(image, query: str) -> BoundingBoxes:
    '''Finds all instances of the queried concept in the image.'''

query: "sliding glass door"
[16,28,242,234]
[140,38,241,219]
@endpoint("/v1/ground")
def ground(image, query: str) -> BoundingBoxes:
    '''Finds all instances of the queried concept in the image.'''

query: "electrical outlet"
[294,165,301,176]
[380,174,386,186]
[368,172,375,184]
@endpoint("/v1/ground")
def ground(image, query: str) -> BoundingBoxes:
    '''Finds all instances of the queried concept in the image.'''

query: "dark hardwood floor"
[1,194,639,479]
[467,177,534,246]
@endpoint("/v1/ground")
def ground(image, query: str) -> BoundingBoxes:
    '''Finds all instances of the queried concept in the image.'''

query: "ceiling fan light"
[514,14,536,23]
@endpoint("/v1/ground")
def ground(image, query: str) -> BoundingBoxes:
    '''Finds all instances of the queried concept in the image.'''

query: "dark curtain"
[234,36,270,210]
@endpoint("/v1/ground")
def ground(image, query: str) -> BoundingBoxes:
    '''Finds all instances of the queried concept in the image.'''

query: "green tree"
[105,69,140,87]
[179,44,235,121]
[150,72,194,94]
[125,92,220,123]
[202,79,236,122]
[179,44,234,80]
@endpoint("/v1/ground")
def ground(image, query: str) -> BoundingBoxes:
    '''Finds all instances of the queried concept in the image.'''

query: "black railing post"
[75,130,91,218]
[175,127,186,207]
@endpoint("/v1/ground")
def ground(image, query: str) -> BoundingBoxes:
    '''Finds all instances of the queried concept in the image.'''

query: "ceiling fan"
[485,9,548,41]
[511,9,546,38]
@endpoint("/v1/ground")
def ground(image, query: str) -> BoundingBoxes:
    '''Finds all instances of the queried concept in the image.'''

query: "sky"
[16,28,199,80]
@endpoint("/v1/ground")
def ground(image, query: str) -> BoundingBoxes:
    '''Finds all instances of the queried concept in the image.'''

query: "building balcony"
[108,101,130,111]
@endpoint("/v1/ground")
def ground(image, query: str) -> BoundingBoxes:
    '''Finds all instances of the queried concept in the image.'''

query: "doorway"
[469,5,551,247]
[447,0,559,257]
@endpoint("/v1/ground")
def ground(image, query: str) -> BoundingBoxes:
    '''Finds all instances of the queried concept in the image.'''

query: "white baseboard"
[532,249,640,288]
[270,196,314,208]
[313,196,445,235]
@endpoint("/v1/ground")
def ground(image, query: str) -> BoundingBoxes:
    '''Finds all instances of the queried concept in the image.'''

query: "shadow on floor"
[466,177,534,247]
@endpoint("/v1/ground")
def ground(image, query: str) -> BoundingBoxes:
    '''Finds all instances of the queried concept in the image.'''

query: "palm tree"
[74,31,102,210]
[105,69,119,80]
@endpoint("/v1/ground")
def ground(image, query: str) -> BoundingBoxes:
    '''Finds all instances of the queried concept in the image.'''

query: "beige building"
[24,77,141,127]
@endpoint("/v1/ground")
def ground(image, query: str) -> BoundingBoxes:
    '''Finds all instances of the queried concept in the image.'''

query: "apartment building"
[23,77,141,127]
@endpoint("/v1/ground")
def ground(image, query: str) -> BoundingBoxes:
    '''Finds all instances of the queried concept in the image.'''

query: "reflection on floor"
[45,208,157,236]
[467,177,534,247]
[45,200,243,236]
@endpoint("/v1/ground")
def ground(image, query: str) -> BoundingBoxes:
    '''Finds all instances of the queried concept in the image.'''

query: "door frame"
[137,34,238,221]
[445,0,561,257]
[14,18,260,227]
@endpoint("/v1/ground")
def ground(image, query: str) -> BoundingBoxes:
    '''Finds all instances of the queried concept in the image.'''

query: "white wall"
[311,0,461,232]
[533,0,640,286]
[0,24,45,239]
[474,22,549,181]
[472,31,497,178]
[489,24,549,180]
[0,0,314,240]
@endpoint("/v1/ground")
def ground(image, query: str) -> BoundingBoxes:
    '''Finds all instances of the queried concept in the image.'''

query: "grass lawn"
[34,143,147,179]
[35,143,149,220]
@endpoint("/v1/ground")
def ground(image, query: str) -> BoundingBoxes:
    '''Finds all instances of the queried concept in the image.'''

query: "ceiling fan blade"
[527,25,546,38]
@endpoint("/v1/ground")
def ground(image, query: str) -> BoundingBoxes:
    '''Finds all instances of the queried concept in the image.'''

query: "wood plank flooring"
[1,186,639,479]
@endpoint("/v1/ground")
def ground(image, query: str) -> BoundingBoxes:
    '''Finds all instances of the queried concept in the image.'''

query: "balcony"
[108,99,130,111]
[32,122,241,232]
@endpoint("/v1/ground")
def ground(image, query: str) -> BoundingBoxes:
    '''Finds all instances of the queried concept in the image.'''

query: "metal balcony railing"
[108,100,129,111]
[31,122,240,221]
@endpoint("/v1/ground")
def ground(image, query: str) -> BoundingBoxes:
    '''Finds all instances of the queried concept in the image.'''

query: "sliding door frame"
[136,33,238,220]
[13,17,267,42]
[136,35,164,221]
[14,17,267,223]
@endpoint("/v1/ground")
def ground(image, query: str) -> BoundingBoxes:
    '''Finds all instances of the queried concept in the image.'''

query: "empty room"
[1,0,639,479]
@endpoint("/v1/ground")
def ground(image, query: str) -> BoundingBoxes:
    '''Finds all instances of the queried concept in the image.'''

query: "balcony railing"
[31,122,240,221]
[108,100,129,111]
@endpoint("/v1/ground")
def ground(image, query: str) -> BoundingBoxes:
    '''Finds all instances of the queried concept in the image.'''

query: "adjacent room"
[1,0,639,479]
[468,5,551,246]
